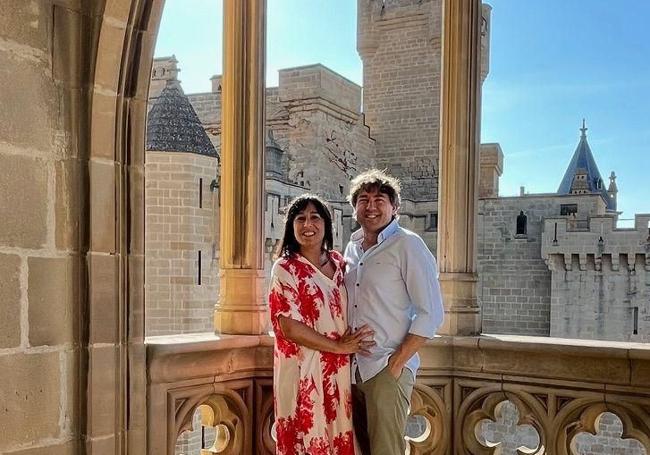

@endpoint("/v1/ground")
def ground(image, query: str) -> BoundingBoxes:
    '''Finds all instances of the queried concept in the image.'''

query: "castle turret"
[557,120,615,211]
[145,84,219,336]
[357,0,491,201]
[357,0,441,200]
[607,171,618,211]
[479,143,503,198]
[149,55,181,101]
[480,4,492,83]
[210,74,222,94]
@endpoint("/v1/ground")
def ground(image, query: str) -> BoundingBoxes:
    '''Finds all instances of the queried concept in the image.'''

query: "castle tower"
[357,0,443,200]
[149,55,181,100]
[557,120,615,211]
[145,85,220,337]
[357,0,491,201]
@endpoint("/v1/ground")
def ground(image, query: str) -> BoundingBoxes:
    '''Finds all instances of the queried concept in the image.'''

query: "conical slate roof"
[146,85,218,157]
[557,121,614,210]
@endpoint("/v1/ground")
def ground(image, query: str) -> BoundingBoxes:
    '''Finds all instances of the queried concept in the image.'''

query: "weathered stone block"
[85,435,116,454]
[0,49,56,152]
[89,160,116,253]
[52,5,85,89]
[0,253,21,348]
[90,91,117,160]
[5,441,77,455]
[0,352,61,449]
[89,253,118,344]
[94,22,127,92]
[87,345,117,437]
[0,0,51,53]
[129,254,145,341]
[0,154,48,248]
[55,158,84,250]
[28,256,77,346]
[62,349,80,438]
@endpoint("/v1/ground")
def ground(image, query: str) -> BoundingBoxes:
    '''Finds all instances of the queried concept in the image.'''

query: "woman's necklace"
[318,252,329,268]
[302,250,329,269]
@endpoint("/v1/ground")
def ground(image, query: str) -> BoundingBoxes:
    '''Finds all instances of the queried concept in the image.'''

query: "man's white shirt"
[344,219,444,383]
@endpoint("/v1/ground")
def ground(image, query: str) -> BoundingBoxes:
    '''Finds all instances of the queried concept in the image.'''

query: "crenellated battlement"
[542,214,650,271]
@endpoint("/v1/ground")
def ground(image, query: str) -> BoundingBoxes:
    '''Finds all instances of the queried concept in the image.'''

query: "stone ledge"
[146,333,650,388]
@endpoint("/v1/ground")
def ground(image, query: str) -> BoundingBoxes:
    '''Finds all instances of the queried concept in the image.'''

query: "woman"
[269,194,374,455]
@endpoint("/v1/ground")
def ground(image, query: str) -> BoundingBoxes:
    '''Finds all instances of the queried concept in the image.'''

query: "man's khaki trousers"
[352,367,415,455]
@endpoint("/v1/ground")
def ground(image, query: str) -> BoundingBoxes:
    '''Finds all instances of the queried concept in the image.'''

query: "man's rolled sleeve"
[402,236,444,338]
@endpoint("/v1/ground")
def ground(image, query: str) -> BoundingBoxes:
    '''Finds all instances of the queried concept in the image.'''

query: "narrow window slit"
[198,250,202,285]
[199,177,203,208]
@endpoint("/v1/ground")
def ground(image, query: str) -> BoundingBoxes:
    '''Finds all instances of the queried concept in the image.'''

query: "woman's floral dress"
[269,251,355,455]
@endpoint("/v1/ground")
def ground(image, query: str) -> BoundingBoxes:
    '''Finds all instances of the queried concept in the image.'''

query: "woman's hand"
[278,317,375,355]
[336,325,375,355]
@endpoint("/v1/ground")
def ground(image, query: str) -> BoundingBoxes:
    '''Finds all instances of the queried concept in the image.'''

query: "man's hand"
[387,333,429,379]
[387,354,405,379]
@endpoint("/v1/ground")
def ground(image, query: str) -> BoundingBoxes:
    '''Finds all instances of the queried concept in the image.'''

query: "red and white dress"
[269,251,355,455]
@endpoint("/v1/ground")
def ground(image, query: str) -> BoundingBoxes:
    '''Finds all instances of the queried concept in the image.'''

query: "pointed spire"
[557,121,615,211]
[608,171,618,211]
[146,85,218,157]
[608,171,618,193]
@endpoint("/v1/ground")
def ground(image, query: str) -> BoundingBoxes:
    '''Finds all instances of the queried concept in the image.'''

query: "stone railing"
[147,334,650,454]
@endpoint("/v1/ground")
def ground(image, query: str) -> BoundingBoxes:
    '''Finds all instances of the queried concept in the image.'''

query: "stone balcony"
[146,334,650,454]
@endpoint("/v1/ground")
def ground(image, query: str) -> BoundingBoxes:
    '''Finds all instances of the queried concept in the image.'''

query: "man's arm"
[389,235,445,378]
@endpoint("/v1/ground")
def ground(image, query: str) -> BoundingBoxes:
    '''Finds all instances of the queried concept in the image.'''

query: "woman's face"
[293,202,325,251]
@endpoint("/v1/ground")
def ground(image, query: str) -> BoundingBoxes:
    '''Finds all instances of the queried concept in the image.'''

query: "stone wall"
[572,412,647,455]
[542,214,650,342]
[357,0,442,201]
[268,65,376,201]
[145,152,220,336]
[0,1,102,452]
[478,194,606,335]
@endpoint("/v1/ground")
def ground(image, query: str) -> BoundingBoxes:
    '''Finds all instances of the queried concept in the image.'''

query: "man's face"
[354,187,397,236]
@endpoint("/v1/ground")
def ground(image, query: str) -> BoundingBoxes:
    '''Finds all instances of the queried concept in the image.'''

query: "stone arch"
[87,0,165,452]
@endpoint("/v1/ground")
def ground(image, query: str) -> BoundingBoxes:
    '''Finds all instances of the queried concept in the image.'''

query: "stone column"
[214,0,268,334]
[437,0,482,335]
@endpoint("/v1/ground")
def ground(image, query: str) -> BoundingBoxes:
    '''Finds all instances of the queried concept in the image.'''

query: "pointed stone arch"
[87,0,165,452]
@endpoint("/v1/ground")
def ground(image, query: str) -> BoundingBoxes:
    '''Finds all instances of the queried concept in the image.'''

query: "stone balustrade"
[146,334,650,454]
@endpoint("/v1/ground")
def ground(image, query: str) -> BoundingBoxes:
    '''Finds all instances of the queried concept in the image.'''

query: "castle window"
[633,307,639,335]
[426,213,438,232]
[516,210,527,236]
[560,204,578,216]
[199,178,203,208]
[197,250,202,285]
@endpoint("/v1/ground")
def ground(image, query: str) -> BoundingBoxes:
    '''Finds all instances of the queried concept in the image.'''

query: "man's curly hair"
[347,169,401,207]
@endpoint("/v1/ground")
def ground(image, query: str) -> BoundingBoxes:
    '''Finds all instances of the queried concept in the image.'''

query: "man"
[344,169,444,455]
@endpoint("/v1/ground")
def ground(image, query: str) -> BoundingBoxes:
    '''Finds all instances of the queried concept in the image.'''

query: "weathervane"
[580,118,588,138]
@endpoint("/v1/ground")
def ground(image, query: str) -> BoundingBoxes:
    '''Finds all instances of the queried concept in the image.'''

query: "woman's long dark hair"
[278,194,334,258]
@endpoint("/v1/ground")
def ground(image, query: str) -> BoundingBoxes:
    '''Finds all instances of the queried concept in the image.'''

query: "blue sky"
[155,0,650,224]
